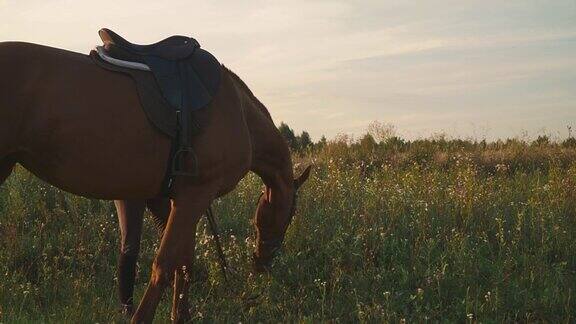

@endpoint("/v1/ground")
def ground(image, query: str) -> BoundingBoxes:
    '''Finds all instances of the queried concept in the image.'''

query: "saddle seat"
[99,28,199,60]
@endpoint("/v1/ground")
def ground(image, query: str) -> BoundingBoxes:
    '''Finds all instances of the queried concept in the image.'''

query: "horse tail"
[0,44,20,183]
[0,93,16,185]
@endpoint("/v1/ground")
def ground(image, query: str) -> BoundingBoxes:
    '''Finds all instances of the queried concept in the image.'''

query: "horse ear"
[294,165,312,190]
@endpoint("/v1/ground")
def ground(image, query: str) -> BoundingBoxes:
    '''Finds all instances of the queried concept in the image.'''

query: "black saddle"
[99,28,198,60]
[93,28,222,196]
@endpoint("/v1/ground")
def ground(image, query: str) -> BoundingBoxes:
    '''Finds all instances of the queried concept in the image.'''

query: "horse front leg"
[131,187,213,324]
[145,197,171,233]
[149,197,198,323]
[171,263,193,323]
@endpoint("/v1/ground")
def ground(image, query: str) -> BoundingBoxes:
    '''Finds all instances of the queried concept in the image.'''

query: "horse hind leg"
[114,200,146,316]
[114,197,171,318]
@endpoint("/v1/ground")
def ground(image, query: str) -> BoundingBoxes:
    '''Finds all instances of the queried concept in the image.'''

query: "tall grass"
[0,135,575,322]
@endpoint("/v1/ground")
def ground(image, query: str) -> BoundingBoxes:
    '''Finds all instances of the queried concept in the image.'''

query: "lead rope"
[205,206,229,283]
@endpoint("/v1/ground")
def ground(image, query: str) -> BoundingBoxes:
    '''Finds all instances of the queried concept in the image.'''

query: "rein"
[205,206,230,282]
[205,189,297,279]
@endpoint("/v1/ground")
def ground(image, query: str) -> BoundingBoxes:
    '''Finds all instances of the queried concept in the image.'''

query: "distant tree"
[383,136,407,151]
[317,135,327,148]
[562,137,576,148]
[298,131,313,150]
[367,121,396,143]
[532,135,550,146]
[359,133,377,151]
[278,122,297,150]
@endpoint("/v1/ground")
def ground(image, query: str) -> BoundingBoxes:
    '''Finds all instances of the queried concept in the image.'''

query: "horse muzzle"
[252,238,283,273]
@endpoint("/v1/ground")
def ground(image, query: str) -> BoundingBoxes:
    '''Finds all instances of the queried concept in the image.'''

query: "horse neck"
[222,67,293,182]
[223,66,296,224]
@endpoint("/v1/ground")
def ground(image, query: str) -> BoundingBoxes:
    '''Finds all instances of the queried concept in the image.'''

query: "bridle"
[207,187,298,278]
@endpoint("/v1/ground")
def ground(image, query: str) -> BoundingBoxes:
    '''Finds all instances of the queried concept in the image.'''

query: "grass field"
[1,134,575,322]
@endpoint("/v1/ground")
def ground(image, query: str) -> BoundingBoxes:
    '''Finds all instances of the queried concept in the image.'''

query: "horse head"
[252,165,312,272]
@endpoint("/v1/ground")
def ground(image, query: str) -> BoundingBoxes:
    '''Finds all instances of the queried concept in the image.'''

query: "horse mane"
[222,65,273,121]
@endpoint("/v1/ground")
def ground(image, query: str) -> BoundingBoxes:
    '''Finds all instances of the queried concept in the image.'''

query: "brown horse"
[0,41,311,323]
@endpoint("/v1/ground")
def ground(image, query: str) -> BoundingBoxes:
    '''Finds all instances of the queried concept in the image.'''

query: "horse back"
[0,42,171,199]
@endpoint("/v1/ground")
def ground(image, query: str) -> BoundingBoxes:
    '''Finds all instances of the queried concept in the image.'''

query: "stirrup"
[171,147,198,176]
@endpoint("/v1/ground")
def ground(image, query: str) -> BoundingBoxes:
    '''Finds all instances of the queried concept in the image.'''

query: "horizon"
[1,0,574,141]
[280,121,576,145]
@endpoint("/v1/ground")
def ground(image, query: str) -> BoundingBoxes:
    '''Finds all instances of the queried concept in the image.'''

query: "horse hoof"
[119,303,134,318]
[251,260,272,274]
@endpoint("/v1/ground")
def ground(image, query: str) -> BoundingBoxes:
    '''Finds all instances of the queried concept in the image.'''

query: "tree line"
[278,122,323,152]
[278,121,576,154]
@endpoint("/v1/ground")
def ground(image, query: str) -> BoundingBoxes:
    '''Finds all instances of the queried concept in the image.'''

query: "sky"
[1,0,575,140]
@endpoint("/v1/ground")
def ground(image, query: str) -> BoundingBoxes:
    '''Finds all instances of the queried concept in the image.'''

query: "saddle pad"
[90,50,178,138]
[95,46,150,71]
